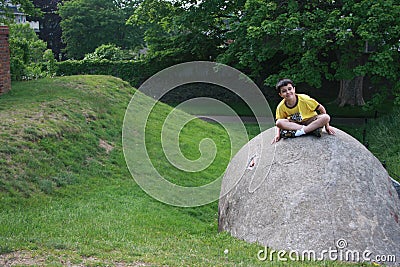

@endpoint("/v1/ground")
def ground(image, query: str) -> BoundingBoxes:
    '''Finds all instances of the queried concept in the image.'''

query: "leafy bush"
[56,58,182,87]
[9,23,47,80]
[43,49,58,77]
[84,44,137,61]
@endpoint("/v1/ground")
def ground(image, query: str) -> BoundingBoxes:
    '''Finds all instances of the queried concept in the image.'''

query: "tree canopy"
[217,0,400,105]
[126,0,400,106]
[127,0,246,62]
[53,0,400,105]
[58,0,144,59]
[31,0,65,60]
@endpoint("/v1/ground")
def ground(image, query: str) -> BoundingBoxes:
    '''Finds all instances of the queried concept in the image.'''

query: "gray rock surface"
[218,127,400,264]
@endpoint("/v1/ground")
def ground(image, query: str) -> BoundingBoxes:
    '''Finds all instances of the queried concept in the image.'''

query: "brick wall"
[0,26,11,95]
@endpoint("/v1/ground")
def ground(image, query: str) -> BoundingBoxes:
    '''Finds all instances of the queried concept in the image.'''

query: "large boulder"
[218,127,400,264]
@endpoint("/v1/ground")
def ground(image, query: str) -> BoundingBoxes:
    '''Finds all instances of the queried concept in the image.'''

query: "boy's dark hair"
[275,79,295,94]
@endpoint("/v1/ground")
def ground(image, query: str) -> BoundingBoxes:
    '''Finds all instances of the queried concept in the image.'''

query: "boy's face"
[279,84,296,100]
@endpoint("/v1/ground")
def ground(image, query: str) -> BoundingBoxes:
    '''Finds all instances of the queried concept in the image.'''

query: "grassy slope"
[0,76,375,266]
[0,76,133,196]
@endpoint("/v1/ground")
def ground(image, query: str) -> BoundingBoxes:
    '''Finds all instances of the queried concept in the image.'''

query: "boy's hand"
[271,134,280,144]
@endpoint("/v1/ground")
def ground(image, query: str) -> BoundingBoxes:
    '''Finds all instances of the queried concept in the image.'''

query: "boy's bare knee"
[276,119,287,128]
[319,114,330,124]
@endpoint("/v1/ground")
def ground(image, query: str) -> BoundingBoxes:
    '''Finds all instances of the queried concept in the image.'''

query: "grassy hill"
[0,76,380,266]
[0,76,135,196]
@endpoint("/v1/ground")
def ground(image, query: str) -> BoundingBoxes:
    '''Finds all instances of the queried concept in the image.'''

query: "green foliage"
[55,55,188,87]
[362,91,388,112]
[394,82,400,106]
[9,23,47,81]
[366,107,400,180]
[43,49,57,77]
[127,0,245,63]
[83,44,136,61]
[127,0,191,62]
[58,0,144,59]
[218,0,400,99]
[56,59,162,87]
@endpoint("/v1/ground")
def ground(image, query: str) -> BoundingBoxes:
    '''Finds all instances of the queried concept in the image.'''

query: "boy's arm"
[271,124,281,144]
[272,106,283,144]
[316,104,327,116]
[316,104,335,135]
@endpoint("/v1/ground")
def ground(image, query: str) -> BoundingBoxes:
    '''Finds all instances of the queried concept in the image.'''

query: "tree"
[218,0,400,106]
[128,0,246,63]
[127,0,176,58]
[30,0,65,60]
[58,0,144,59]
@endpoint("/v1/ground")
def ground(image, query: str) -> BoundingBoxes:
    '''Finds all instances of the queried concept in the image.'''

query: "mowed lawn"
[0,75,387,266]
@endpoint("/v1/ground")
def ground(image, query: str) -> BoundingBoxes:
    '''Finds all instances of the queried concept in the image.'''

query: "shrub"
[43,49,58,77]
[84,44,137,61]
[56,58,180,87]
[9,23,47,80]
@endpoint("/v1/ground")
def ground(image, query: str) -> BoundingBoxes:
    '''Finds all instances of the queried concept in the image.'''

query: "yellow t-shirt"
[275,94,319,122]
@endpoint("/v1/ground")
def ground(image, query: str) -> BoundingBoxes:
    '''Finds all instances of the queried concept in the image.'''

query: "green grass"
[364,108,400,180]
[0,75,384,266]
[0,75,133,196]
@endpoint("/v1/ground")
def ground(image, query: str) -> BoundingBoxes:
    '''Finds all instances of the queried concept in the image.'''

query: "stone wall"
[0,26,11,94]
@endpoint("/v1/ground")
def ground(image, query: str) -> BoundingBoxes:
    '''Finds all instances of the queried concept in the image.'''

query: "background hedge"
[56,60,156,86]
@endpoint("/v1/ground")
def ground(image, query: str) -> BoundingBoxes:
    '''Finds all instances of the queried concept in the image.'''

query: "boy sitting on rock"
[272,78,335,143]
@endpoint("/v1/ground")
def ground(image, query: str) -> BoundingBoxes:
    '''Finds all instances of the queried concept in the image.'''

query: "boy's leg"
[303,114,330,133]
[276,119,303,131]
[276,119,304,138]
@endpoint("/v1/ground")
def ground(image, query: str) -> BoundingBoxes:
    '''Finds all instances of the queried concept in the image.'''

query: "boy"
[271,79,335,143]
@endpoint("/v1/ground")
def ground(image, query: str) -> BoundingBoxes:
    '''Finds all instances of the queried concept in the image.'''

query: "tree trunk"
[336,76,365,107]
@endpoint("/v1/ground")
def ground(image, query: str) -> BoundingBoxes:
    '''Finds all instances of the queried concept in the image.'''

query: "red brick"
[0,26,11,94]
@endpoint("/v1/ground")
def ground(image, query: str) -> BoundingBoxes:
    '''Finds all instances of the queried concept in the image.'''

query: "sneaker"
[310,127,322,137]
[280,129,296,139]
